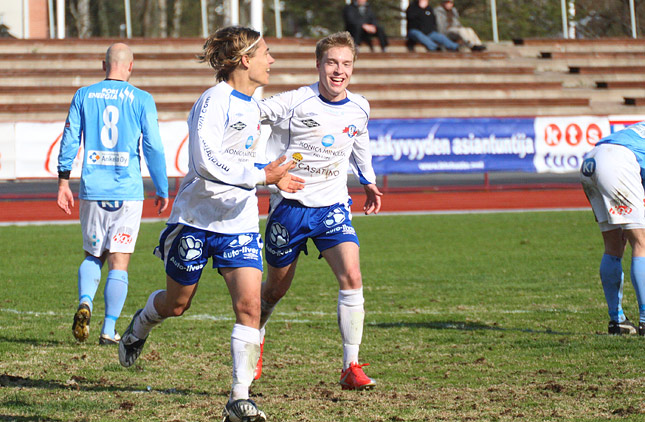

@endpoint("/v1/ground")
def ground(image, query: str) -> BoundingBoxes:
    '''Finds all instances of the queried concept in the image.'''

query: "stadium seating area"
[1,36,645,121]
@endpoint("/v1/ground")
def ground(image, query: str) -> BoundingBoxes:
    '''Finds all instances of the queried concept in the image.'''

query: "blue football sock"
[78,256,103,312]
[599,254,625,323]
[102,270,128,337]
[630,256,645,323]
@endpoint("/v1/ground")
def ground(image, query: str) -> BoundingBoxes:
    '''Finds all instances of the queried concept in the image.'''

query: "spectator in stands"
[406,0,460,52]
[343,0,389,52]
[434,0,486,52]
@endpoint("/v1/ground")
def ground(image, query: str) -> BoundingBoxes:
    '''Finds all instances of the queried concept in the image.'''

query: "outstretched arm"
[363,183,382,215]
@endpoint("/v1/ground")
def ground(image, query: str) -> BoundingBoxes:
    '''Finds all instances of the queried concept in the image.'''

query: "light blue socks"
[630,256,645,323]
[599,254,625,323]
[101,270,128,337]
[78,256,103,311]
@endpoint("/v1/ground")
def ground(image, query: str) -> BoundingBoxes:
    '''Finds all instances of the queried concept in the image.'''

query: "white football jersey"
[259,82,376,208]
[168,82,266,233]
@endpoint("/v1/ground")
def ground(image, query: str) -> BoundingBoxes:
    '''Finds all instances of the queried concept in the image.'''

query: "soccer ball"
[324,208,345,228]
[269,223,289,247]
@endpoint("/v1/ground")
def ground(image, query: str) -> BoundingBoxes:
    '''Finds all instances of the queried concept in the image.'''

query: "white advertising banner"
[5,121,270,180]
[608,115,645,132]
[0,123,16,180]
[533,116,611,174]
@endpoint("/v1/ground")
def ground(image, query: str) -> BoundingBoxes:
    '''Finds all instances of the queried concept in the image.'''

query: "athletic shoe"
[221,399,267,422]
[98,331,121,346]
[118,309,147,367]
[253,338,264,380]
[72,303,91,342]
[339,362,376,390]
[608,318,637,335]
[639,322,645,336]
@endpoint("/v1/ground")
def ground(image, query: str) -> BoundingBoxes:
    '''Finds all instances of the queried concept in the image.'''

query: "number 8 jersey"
[57,79,168,201]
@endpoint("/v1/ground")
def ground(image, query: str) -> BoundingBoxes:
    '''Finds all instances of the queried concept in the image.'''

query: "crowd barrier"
[0,115,643,181]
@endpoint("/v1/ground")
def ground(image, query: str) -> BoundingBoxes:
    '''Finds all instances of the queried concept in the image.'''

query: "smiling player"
[254,31,383,390]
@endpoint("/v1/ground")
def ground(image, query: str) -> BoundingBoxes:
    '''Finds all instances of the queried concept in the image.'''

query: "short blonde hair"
[315,31,357,62]
[198,26,262,82]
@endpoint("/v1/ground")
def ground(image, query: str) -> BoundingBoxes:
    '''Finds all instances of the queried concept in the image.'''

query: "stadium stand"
[2,36,645,121]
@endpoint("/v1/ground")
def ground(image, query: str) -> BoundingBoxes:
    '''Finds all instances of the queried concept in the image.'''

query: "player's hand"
[363,183,382,215]
[276,172,305,193]
[56,180,74,215]
[155,195,169,215]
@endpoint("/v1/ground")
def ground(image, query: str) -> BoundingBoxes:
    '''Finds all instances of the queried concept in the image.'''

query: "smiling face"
[247,38,275,88]
[316,46,354,102]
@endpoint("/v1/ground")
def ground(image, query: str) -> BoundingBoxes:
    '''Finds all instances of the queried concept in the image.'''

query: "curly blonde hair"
[198,26,262,82]
[315,31,357,63]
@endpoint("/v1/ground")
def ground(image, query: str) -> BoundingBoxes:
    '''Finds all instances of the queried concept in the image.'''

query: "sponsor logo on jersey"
[581,158,596,177]
[292,153,303,163]
[228,234,253,248]
[98,200,123,211]
[87,150,129,167]
[301,119,320,128]
[321,135,335,147]
[223,246,260,260]
[245,136,254,149]
[609,205,633,216]
[297,162,340,177]
[323,208,346,228]
[113,226,134,245]
[325,224,356,236]
[297,141,347,157]
[269,223,289,247]
[230,121,247,131]
[343,125,358,138]
[88,87,134,103]
[178,235,203,261]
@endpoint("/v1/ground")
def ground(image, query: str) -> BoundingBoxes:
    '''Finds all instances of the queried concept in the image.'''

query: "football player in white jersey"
[255,31,383,390]
[117,27,303,422]
[57,43,169,346]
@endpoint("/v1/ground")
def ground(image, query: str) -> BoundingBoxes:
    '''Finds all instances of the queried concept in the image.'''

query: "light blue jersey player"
[56,43,169,346]
[117,27,303,422]
[254,32,383,391]
[581,121,645,335]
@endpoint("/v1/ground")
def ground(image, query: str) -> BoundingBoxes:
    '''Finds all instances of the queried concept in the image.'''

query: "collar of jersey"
[318,94,350,106]
[231,89,253,102]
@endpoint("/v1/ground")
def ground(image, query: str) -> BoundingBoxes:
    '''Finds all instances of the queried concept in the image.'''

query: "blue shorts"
[154,223,264,285]
[264,199,359,268]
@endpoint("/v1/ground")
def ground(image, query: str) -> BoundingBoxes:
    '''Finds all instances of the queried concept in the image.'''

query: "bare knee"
[233,296,261,326]
[338,268,363,290]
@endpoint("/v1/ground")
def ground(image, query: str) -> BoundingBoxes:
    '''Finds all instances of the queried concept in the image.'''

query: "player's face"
[317,46,354,102]
[248,38,275,88]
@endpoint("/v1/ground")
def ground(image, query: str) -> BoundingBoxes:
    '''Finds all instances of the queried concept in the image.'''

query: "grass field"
[2,210,645,421]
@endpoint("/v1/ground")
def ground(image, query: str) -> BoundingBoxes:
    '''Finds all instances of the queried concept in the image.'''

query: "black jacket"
[344,2,379,31]
[406,1,437,34]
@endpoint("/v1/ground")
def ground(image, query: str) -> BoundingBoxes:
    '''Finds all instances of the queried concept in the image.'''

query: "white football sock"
[338,287,365,370]
[230,323,261,401]
[132,289,165,339]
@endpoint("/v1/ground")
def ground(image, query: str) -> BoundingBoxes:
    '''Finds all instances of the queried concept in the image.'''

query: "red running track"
[0,188,589,223]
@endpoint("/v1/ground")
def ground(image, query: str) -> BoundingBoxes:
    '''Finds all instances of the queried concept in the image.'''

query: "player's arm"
[350,123,382,215]
[56,90,83,214]
[140,95,169,214]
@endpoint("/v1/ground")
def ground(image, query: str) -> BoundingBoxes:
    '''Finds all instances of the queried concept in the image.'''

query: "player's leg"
[99,251,130,344]
[321,242,375,390]
[73,200,108,342]
[600,229,631,333]
[624,228,645,334]
[99,200,143,345]
[223,267,263,400]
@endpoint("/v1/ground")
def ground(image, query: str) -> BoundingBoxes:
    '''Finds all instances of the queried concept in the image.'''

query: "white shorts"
[580,143,645,232]
[79,200,144,256]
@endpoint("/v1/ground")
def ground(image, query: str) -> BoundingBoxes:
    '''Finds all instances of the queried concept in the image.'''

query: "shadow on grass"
[0,335,65,347]
[372,320,570,335]
[0,415,62,422]
[0,374,207,396]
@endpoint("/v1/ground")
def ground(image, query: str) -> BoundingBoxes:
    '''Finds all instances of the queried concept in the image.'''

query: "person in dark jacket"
[406,0,460,52]
[343,0,389,52]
